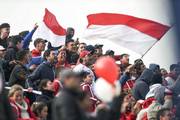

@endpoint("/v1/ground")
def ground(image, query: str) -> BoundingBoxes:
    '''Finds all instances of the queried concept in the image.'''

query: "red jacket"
[31,49,41,57]
[120,112,136,120]
[80,82,98,112]
[53,79,63,96]
[9,98,36,120]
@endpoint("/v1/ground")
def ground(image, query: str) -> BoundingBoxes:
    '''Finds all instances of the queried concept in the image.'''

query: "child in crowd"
[8,84,36,120]
[31,102,48,120]
[80,71,99,112]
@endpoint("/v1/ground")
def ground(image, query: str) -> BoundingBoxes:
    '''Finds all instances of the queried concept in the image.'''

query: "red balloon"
[94,56,119,84]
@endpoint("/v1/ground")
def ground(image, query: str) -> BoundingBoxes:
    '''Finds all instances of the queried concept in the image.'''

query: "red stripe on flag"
[87,13,170,40]
[43,8,66,36]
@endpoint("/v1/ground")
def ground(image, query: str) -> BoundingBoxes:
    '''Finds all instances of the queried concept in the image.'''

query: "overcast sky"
[0,0,177,70]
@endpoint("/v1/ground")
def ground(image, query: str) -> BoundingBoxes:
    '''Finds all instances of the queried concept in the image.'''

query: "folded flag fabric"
[34,8,66,47]
[83,13,171,55]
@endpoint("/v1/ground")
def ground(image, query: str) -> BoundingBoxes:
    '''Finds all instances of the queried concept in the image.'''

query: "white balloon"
[94,78,115,103]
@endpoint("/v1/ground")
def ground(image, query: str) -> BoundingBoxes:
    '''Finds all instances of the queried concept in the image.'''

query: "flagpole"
[141,40,159,59]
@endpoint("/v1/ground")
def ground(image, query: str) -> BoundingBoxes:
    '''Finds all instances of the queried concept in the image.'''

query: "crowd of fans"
[0,22,180,120]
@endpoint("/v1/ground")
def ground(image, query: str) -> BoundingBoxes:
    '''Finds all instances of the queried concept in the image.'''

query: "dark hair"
[31,102,47,117]
[16,50,29,61]
[38,79,50,91]
[120,53,129,59]
[19,31,29,38]
[0,23,10,29]
[157,108,170,120]
[34,38,46,47]
[43,49,53,61]
[9,35,22,46]
[80,71,91,79]
[170,64,178,71]
[65,39,74,46]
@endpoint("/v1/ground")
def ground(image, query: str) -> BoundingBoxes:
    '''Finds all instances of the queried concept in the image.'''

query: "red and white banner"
[34,8,66,47]
[83,13,171,55]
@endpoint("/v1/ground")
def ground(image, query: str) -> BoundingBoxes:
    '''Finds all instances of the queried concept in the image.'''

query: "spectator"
[9,50,31,88]
[31,38,47,57]
[132,68,154,100]
[65,39,79,65]
[56,47,66,68]
[156,108,172,120]
[36,80,54,120]
[161,68,168,79]
[80,71,98,112]
[0,23,10,48]
[120,54,130,73]
[77,42,86,54]
[165,64,180,86]
[52,69,82,120]
[134,59,146,78]
[28,49,56,89]
[147,88,173,120]
[73,50,95,81]
[66,27,75,40]
[28,38,47,70]
[149,63,160,74]
[105,50,115,57]
[8,84,36,120]
[31,102,48,120]
[94,44,103,57]
[4,35,23,61]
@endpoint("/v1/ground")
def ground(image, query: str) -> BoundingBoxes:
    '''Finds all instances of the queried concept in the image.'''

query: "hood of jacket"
[137,68,154,85]
[149,64,160,73]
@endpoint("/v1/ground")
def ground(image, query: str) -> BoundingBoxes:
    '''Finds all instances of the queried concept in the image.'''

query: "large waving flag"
[83,13,171,55]
[34,8,66,47]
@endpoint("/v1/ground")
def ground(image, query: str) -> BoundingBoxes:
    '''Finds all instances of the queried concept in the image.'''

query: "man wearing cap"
[0,23,10,48]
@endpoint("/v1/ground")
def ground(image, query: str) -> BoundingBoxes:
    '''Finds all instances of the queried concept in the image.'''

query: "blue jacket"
[28,61,55,89]
[23,27,37,49]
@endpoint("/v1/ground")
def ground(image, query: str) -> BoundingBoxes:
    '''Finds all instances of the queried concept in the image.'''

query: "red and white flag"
[83,13,171,55]
[34,8,66,47]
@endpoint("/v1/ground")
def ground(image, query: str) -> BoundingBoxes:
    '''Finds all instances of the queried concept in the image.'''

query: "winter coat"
[0,37,8,48]
[9,62,30,88]
[132,69,154,100]
[52,88,123,120]
[0,90,16,120]
[28,61,55,88]
[9,98,36,120]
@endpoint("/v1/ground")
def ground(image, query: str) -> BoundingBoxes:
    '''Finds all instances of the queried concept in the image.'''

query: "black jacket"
[52,88,123,120]
[36,90,54,120]
[9,62,30,88]
[0,37,8,48]
[28,62,55,88]
[0,89,16,120]
[132,68,154,100]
